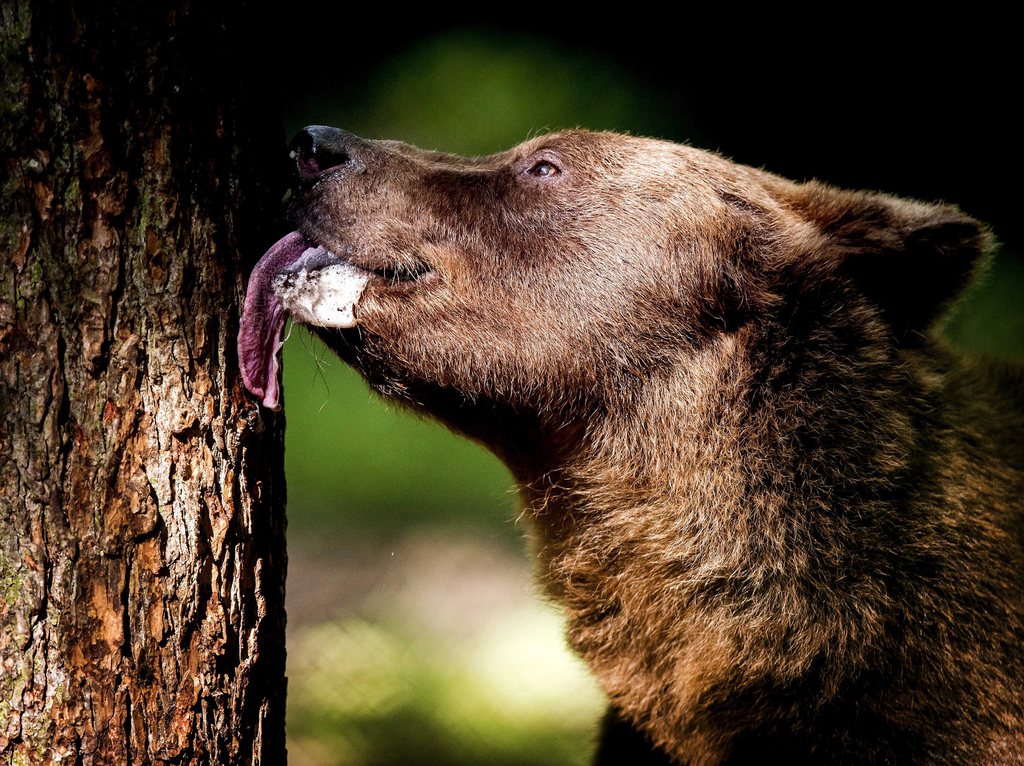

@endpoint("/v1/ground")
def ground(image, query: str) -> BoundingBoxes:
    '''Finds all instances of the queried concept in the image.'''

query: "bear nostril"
[312,146,350,172]
[291,126,357,182]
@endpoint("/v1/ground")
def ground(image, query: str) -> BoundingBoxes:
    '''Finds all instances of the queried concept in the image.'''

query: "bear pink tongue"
[238,231,310,410]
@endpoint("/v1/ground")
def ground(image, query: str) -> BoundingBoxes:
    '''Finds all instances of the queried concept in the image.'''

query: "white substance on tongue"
[272,248,370,329]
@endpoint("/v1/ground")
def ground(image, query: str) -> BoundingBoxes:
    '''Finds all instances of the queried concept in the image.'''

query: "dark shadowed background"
[250,16,1022,765]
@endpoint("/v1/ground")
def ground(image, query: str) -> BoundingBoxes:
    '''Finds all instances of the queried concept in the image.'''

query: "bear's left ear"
[787,182,993,344]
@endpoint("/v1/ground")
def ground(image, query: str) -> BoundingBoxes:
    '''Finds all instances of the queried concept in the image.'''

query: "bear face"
[238,128,1023,765]
[290,130,760,426]
[240,129,988,472]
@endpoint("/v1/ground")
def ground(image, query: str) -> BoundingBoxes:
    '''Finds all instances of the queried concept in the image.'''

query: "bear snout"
[290,125,367,182]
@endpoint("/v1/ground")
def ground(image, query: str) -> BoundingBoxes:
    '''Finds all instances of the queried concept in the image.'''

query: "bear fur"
[241,128,1024,765]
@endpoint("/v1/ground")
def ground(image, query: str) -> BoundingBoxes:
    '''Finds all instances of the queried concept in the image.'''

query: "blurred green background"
[277,28,1024,766]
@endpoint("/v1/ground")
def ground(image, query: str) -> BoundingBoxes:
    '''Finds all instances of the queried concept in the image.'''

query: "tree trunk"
[0,2,288,764]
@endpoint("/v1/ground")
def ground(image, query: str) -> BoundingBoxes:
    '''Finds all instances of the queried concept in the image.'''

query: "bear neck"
[515,325,934,758]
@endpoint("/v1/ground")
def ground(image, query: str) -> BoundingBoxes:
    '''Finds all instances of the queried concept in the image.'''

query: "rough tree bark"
[0,2,288,764]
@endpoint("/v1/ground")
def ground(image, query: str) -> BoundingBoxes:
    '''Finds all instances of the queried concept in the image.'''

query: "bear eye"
[526,160,561,178]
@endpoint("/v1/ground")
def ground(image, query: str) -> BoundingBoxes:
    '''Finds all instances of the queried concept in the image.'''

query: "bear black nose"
[290,126,364,182]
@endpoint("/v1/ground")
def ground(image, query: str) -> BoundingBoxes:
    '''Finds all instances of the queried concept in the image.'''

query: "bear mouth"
[237,230,431,410]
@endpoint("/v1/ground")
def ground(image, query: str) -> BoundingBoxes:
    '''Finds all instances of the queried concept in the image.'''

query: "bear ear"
[788,182,993,344]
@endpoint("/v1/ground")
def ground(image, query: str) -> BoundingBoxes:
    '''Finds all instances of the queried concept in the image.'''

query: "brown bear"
[238,127,1024,765]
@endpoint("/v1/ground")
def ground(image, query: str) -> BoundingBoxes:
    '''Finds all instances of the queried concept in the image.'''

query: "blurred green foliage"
[286,29,685,156]
[945,252,1024,360]
[288,606,603,766]
[283,329,518,539]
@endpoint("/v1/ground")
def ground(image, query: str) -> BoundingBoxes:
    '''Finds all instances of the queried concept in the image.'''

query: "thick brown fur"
[289,128,1024,765]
